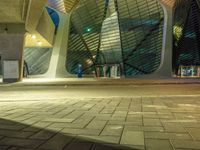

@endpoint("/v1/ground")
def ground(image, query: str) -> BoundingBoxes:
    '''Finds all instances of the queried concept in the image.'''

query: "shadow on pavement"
[0,118,140,150]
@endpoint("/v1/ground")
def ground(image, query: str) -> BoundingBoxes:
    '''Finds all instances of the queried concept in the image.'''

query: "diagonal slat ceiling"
[47,0,80,13]
[47,0,66,13]
[47,0,199,13]
[63,0,80,12]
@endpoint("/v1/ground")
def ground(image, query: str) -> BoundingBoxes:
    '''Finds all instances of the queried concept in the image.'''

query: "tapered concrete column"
[151,1,174,78]
[43,11,73,78]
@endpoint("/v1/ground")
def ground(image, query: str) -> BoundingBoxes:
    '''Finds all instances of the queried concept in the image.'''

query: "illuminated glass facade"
[66,0,164,77]
[117,0,164,76]
[173,0,200,77]
[24,48,52,75]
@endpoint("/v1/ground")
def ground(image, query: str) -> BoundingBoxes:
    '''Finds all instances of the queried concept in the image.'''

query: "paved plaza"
[0,83,200,150]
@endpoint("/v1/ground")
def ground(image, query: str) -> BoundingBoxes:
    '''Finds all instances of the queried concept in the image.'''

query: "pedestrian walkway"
[0,95,200,150]
[1,77,200,86]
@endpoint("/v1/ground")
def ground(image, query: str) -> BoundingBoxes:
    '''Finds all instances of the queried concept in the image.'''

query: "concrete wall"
[0,0,28,23]
[0,34,25,81]
[0,23,25,34]
[36,9,55,45]
[25,0,47,32]
[0,23,25,81]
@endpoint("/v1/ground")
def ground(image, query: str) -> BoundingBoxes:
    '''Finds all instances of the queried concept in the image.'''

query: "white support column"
[155,4,173,77]
[43,12,73,78]
[144,1,174,78]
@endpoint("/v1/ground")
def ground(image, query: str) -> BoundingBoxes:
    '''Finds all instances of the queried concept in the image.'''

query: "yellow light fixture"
[37,41,42,46]
[86,59,93,65]
[31,35,36,39]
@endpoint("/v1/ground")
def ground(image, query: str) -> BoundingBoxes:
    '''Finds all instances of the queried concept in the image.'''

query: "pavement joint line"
[0,95,200,103]
[119,101,130,145]
[169,139,175,150]
[0,82,200,87]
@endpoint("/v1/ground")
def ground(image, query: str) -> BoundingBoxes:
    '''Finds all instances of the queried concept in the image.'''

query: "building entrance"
[96,64,121,78]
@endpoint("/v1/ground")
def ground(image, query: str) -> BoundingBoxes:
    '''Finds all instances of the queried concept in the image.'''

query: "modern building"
[0,0,200,82]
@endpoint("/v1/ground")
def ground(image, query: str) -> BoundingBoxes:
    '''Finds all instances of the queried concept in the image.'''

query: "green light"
[86,28,92,32]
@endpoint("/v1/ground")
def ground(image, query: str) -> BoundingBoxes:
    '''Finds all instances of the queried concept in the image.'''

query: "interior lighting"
[86,59,93,65]
[31,35,36,39]
[37,41,42,46]
[86,28,92,32]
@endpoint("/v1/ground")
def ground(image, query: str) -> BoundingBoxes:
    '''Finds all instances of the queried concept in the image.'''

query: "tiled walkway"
[0,96,200,150]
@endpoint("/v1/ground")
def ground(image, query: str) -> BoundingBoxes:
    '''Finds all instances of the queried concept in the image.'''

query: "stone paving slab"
[78,135,120,144]
[145,139,173,150]
[39,133,74,150]
[120,131,144,146]
[0,96,200,149]
[0,137,44,148]
[144,131,192,140]
[186,128,200,140]
[171,139,200,149]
